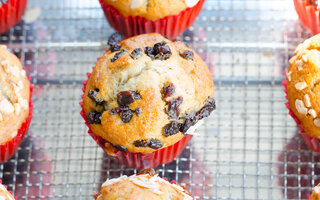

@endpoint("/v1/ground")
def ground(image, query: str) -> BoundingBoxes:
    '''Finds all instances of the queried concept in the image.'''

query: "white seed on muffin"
[295,82,307,90]
[304,94,311,107]
[295,99,308,114]
[309,109,317,118]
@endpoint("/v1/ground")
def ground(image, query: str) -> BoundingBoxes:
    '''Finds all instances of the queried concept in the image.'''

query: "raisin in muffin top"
[0,45,30,145]
[83,33,214,154]
[287,34,320,138]
[102,0,200,20]
[0,183,15,200]
[94,169,193,200]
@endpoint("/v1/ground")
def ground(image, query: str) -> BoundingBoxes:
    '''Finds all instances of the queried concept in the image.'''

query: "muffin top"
[0,45,30,145]
[102,0,201,20]
[287,34,320,138]
[83,33,214,154]
[0,183,15,200]
[310,184,320,200]
[95,169,193,200]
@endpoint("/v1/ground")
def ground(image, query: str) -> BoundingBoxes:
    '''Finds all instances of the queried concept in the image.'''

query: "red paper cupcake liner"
[0,80,33,163]
[282,75,320,153]
[80,72,192,169]
[0,180,16,200]
[0,0,28,34]
[99,0,205,40]
[293,0,320,34]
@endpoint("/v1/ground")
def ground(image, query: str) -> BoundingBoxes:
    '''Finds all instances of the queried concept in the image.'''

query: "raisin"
[117,91,141,106]
[87,111,102,124]
[111,49,127,63]
[309,0,318,7]
[135,107,142,115]
[134,139,163,149]
[138,168,156,176]
[180,112,196,133]
[114,145,128,153]
[110,44,121,52]
[88,89,104,104]
[117,106,133,123]
[162,83,175,99]
[166,96,183,119]
[144,41,172,60]
[148,139,163,149]
[163,121,181,137]
[108,32,124,46]
[130,48,143,59]
[196,97,216,121]
[134,139,149,147]
[144,46,154,58]
[180,50,194,60]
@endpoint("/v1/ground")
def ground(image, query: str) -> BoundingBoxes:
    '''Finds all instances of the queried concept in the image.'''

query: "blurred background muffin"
[98,0,205,39]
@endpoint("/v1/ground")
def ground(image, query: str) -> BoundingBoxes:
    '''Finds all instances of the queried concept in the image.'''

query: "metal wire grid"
[0,0,318,199]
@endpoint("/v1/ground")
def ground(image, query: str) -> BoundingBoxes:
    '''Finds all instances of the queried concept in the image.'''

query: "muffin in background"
[0,181,15,200]
[0,0,28,34]
[284,34,320,153]
[310,184,320,200]
[0,45,33,163]
[80,33,215,168]
[99,0,205,39]
[94,168,193,200]
[293,0,320,34]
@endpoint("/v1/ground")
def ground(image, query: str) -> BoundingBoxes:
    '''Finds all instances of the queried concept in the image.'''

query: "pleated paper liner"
[99,0,205,40]
[0,0,28,34]
[282,76,320,153]
[0,80,33,163]
[80,72,192,169]
[293,0,320,34]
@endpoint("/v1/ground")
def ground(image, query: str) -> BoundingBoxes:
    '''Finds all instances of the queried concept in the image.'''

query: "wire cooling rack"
[0,0,318,199]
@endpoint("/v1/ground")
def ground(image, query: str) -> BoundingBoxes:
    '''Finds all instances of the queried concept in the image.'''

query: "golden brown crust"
[0,45,30,145]
[310,184,320,200]
[83,33,214,154]
[102,0,200,20]
[0,184,15,200]
[95,173,192,200]
[287,34,320,138]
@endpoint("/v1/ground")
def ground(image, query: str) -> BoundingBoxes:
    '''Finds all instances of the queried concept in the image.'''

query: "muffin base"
[0,80,33,163]
[99,0,205,40]
[282,77,320,153]
[0,0,28,34]
[80,72,192,169]
[293,0,320,34]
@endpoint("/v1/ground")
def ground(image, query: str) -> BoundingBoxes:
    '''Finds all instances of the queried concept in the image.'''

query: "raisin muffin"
[0,183,15,200]
[310,184,320,200]
[94,169,193,200]
[0,0,28,33]
[99,0,205,39]
[294,0,320,33]
[82,33,214,167]
[0,45,32,162]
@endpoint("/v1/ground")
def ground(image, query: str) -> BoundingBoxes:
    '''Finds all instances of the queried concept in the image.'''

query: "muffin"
[0,45,33,163]
[284,34,320,153]
[80,33,215,168]
[0,181,14,200]
[293,0,320,34]
[99,0,205,40]
[0,0,28,34]
[310,184,320,200]
[94,168,193,200]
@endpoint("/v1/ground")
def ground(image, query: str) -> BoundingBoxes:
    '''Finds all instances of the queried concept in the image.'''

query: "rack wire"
[0,0,317,199]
